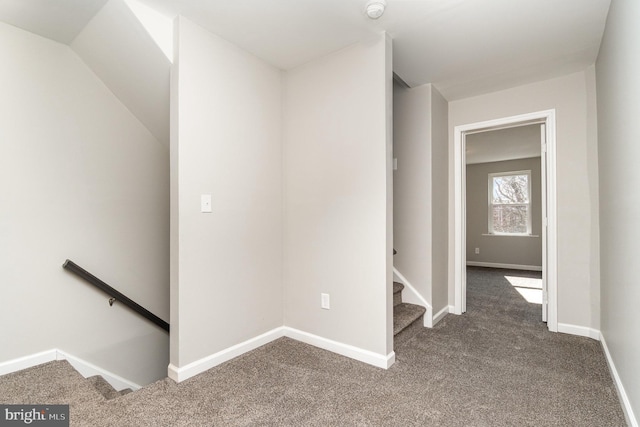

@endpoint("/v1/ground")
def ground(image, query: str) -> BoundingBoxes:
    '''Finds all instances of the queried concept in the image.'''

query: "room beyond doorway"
[453,110,558,332]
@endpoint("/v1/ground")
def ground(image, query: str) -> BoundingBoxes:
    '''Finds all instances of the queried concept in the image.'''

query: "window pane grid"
[488,170,532,235]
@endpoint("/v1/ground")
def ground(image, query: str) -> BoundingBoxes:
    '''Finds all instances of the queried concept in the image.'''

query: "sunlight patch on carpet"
[506,275,543,304]
[513,287,543,304]
[505,276,542,289]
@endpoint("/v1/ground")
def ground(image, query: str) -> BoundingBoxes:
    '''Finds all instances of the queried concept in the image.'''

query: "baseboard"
[392,267,433,327]
[2,328,395,389]
[168,326,395,383]
[600,333,639,427]
[0,349,57,377]
[432,305,452,326]
[168,327,285,383]
[466,261,542,271]
[56,350,141,391]
[425,307,433,328]
[557,323,601,340]
[283,327,395,369]
[0,349,141,391]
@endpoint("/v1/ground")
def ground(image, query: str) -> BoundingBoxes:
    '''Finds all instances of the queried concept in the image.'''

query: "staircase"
[0,360,136,409]
[393,281,426,349]
[86,374,132,400]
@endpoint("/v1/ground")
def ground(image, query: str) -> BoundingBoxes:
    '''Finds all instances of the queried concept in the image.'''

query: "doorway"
[453,110,557,332]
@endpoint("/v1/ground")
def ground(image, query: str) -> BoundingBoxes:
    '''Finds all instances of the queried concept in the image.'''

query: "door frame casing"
[453,109,557,332]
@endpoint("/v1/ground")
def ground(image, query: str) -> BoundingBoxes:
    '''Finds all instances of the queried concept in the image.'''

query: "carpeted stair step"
[393,302,426,349]
[393,281,404,307]
[87,375,132,400]
[0,360,135,409]
[0,360,107,406]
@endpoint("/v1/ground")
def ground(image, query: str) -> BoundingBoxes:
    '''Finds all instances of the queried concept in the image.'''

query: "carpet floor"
[0,267,627,426]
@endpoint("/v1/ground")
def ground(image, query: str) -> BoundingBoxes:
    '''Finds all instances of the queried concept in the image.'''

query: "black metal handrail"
[63,259,169,333]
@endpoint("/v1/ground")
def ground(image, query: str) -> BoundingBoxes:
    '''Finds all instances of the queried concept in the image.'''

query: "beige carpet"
[0,267,627,426]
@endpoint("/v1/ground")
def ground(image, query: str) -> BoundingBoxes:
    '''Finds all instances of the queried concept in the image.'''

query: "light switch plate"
[201,194,212,213]
[321,293,330,310]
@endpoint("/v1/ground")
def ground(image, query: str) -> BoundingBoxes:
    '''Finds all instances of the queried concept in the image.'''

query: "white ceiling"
[466,124,541,165]
[0,0,611,100]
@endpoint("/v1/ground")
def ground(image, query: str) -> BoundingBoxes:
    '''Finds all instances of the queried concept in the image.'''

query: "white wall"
[431,86,449,312]
[0,22,169,386]
[170,17,283,368]
[392,82,449,317]
[596,0,640,420]
[585,65,601,331]
[393,82,433,308]
[283,34,393,357]
[449,70,599,330]
[466,157,542,267]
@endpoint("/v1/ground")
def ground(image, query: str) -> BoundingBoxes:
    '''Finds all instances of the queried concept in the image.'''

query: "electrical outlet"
[321,293,330,310]
[475,248,480,254]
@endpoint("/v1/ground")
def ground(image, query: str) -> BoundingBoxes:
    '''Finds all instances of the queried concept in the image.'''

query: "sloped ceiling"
[0,0,108,44]
[0,0,612,119]
[0,0,170,147]
[71,0,170,147]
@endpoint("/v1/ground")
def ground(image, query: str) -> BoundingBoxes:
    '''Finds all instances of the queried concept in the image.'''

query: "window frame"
[488,170,532,236]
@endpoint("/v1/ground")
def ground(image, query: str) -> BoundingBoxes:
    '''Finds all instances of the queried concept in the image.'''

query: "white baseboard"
[168,326,395,383]
[4,328,395,388]
[283,327,395,369]
[600,333,639,427]
[392,267,433,327]
[0,349,141,391]
[424,306,433,328]
[0,349,57,377]
[168,327,285,383]
[56,350,141,391]
[466,261,542,271]
[432,305,452,326]
[557,323,601,340]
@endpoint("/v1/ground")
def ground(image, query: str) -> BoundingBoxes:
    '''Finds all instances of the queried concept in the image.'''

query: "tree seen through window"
[489,171,531,234]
